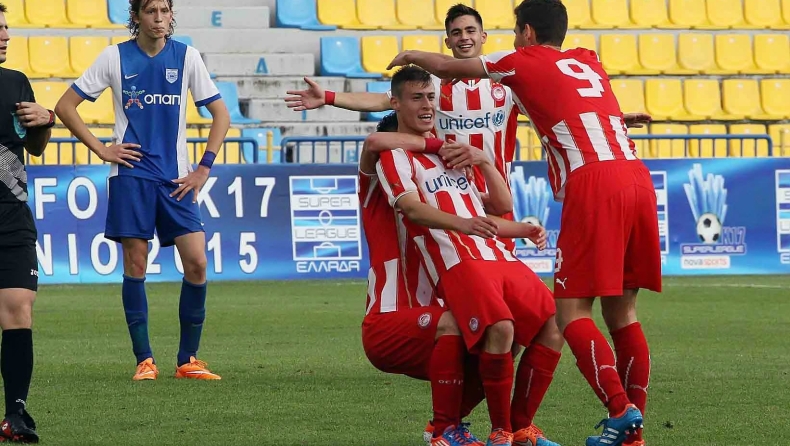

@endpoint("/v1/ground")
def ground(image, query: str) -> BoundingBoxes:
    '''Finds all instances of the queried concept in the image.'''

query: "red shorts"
[437,260,556,353]
[554,160,662,298]
[361,306,446,380]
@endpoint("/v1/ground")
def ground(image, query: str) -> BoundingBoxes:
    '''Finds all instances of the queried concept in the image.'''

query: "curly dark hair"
[0,3,7,13]
[128,0,176,39]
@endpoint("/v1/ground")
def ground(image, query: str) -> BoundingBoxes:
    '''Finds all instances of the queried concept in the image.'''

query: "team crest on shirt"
[10,113,26,139]
[417,312,432,329]
[165,69,179,84]
[469,318,479,332]
[491,84,506,102]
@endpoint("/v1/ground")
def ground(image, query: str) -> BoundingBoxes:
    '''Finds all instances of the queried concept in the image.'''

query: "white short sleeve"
[72,46,118,102]
[185,46,220,107]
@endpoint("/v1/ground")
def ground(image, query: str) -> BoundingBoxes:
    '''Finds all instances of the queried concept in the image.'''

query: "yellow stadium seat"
[728,124,769,157]
[316,0,364,28]
[483,34,513,55]
[626,125,649,159]
[70,36,109,76]
[600,34,656,74]
[754,34,790,73]
[649,124,688,158]
[356,0,412,30]
[361,36,400,77]
[760,79,790,119]
[396,0,444,29]
[76,87,114,124]
[186,92,212,125]
[402,35,441,53]
[683,79,733,120]
[3,0,34,28]
[688,124,728,158]
[668,0,713,28]
[29,36,76,78]
[591,0,637,28]
[66,0,121,28]
[784,0,790,25]
[74,127,112,164]
[745,0,787,28]
[31,81,68,110]
[722,79,766,120]
[715,34,771,74]
[3,37,39,79]
[111,35,130,46]
[476,0,516,29]
[25,0,80,27]
[611,79,646,115]
[638,34,693,74]
[563,33,597,51]
[707,0,750,28]
[645,78,701,121]
[205,128,242,164]
[677,33,716,73]
[29,128,71,166]
[564,0,597,28]
[769,124,790,156]
[516,126,543,161]
[630,0,679,28]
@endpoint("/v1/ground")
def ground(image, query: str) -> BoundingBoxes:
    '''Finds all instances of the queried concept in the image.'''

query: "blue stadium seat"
[171,35,194,47]
[199,82,261,125]
[276,0,336,30]
[107,0,127,25]
[241,128,283,163]
[320,37,381,78]
[366,81,392,121]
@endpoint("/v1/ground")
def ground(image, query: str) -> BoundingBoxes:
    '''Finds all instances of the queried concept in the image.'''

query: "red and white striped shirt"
[480,46,640,201]
[375,150,518,286]
[359,171,438,317]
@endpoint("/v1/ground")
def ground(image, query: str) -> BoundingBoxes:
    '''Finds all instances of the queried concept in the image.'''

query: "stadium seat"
[611,79,646,115]
[784,0,790,26]
[366,81,392,121]
[29,36,76,78]
[76,88,114,124]
[476,0,516,29]
[74,127,112,164]
[357,0,412,30]
[3,0,33,28]
[241,128,283,164]
[186,92,212,125]
[745,0,786,28]
[754,34,790,73]
[760,79,790,119]
[320,37,381,78]
[2,37,43,79]
[26,0,79,27]
[402,35,441,53]
[483,34,514,55]
[639,34,693,74]
[707,0,749,28]
[67,0,120,28]
[600,34,656,74]
[70,37,109,75]
[668,0,713,28]
[396,0,443,29]
[649,124,688,158]
[563,33,596,51]
[275,0,336,30]
[722,79,766,120]
[200,82,260,125]
[688,124,728,158]
[316,0,364,28]
[714,34,770,74]
[626,125,649,159]
[516,126,543,161]
[199,127,242,164]
[683,79,733,120]
[564,0,597,28]
[38,128,75,166]
[30,82,69,110]
[361,35,400,78]
[728,124,769,157]
[645,78,700,121]
[630,0,679,28]
[107,0,127,25]
[769,124,790,156]
[111,35,130,46]
[677,33,716,73]
[591,0,637,28]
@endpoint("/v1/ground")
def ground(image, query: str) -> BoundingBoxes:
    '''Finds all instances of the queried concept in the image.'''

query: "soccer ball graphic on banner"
[520,216,543,247]
[696,212,722,244]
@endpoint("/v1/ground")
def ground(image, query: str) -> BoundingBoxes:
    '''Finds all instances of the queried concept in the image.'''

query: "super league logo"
[510,166,551,247]
[684,163,728,244]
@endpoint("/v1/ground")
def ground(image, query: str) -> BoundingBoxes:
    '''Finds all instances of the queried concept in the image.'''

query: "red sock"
[511,344,562,431]
[429,335,466,436]
[564,318,630,415]
[612,322,650,442]
[479,351,514,432]
[460,355,485,420]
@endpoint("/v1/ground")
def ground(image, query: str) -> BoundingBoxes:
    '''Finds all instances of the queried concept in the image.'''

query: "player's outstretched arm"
[440,144,513,216]
[55,89,142,168]
[284,77,390,112]
[387,50,488,80]
[395,193,498,239]
[486,215,547,250]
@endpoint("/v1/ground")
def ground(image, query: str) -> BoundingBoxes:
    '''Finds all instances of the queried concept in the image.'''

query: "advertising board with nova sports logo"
[24,158,790,284]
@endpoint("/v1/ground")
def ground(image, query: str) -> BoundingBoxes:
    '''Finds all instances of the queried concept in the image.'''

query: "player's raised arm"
[284,77,390,112]
[387,50,488,80]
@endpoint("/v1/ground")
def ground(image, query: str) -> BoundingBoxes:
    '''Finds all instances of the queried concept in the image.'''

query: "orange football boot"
[513,424,559,446]
[133,358,158,381]
[174,356,221,380]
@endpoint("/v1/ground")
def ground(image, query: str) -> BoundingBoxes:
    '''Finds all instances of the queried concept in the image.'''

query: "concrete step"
[176,6,270,29]
[220,76,347,99]
[248,99,361,122]
[203,53,314,77]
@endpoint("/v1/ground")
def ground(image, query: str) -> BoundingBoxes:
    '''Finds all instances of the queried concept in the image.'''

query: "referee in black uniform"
[0,3,54,443]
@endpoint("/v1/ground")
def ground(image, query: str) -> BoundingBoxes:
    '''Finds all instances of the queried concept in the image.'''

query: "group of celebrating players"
[287,1,662,446]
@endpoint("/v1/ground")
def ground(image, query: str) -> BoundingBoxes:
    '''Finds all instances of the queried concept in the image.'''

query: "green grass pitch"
[28,276,790,445]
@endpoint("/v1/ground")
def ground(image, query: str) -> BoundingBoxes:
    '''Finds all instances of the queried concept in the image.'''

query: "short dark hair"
[444,3,484,33]
[376,112,399,132]
[514,0,568,47]
[129,0,176,39]
[390,65,433,99]
[0,3,7,13]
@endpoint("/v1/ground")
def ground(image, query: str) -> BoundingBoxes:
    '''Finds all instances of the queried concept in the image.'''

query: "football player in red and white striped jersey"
[386,2,659,445]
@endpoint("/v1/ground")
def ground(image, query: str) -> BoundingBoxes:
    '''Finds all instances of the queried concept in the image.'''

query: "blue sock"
[178,279,207,366]
[122,275,153,364]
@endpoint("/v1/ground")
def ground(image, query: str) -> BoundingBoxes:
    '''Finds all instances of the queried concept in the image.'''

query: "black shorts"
[0,244,38,291]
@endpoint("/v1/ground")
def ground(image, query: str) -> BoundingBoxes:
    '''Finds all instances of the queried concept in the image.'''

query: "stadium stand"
[6,0,789,164]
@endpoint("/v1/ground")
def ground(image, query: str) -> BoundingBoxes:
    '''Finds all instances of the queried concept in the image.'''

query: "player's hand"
[171,167,209,203]
[458,216,498,239]
[284,77,325,111]
[440,143,489,169]
[15,102,50,128]
[387,51,414,70]
[98,143,143,168]
[523,223,547,251]
[623,112,652,129]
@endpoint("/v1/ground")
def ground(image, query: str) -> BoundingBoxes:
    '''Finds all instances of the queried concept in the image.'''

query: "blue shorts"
[105,176,204,247]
